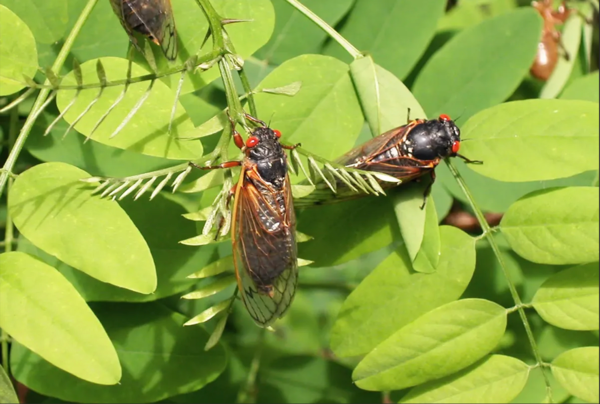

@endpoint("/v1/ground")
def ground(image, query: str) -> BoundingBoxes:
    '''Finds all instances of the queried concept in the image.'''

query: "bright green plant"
[0,0,598,403]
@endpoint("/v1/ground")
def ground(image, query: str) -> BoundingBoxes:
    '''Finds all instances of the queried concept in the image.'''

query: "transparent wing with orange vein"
[231,167,298,327]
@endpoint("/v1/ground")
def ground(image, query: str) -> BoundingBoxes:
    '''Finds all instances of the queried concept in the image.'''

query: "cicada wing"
[232,172,298,327]
[155,0,177,60]
[335,121,417,167]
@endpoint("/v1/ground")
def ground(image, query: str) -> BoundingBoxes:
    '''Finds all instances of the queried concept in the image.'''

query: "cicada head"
[402,114,462,160]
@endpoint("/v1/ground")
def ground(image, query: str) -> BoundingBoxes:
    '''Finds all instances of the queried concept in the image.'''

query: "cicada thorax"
[109,0,178,61]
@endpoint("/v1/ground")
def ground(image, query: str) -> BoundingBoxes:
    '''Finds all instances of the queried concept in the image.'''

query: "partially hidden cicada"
[297,114,482,207]
[109,0,178,61]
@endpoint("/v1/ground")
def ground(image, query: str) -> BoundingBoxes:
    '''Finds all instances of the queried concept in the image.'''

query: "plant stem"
[446,160,551,390]
[285,0,363,60]
[237,328,266,403]
[0,0,100,198]
[237,67,257,117]
[9,50,223,91]
[1,107,19,374]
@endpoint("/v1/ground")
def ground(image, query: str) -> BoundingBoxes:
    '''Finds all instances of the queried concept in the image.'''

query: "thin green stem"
[285,0,363,60]
[1,107,19,374]
[237,67,257,117]
[0,0,100,198]
[237,328,266,404]
[3,50,222,91]
[446,160,551,390]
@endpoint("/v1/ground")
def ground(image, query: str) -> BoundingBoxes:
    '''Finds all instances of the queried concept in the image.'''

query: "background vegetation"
[0,0,598,403]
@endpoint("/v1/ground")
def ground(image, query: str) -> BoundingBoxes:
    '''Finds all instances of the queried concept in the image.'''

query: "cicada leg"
[457,154,483,164]
[244,113,267,127]
[188,160,242,170]
[282,143,301,150]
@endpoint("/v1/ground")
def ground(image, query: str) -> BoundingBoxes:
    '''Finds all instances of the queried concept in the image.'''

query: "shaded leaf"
[255,0,354,65]
[413,8,542,122]
[10,302,227,403]
[325,0,447,80]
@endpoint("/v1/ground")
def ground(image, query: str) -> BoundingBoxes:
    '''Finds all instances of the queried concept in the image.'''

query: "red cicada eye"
[439,114,451,122]
[273,129,282,138]
[452,141,460,154]
[246,136,260,148]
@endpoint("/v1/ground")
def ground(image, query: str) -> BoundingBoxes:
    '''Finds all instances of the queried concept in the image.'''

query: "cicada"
[297,114,481,207]
[109,0,178,61]
[191,115,298,327]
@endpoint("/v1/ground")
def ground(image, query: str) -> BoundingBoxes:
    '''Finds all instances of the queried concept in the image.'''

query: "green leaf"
[330,226,476,358]
[55,57,202,160]
[412,194,441,273]
[390,183,429,265]
[0,5,38,95]
[11,302,227,403]
[352,298,507,391]
[400,355,530,403]
[0,364,18,404]
[254,0,354,65]
[500,187,599,265]
[532,263,599,331]
[18,194,222,302]
[297,196,399,267]
[552,347,599,403]
[325,0,447,80]
[350,56,426,138]
[560,72,600,103]
[0,252,121,385]
[460,100,599,182]
[8,162,156,294]
[254,55,364,161]
[413,8,542,122]
[539,15,582,99]
[0,0,68,44]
